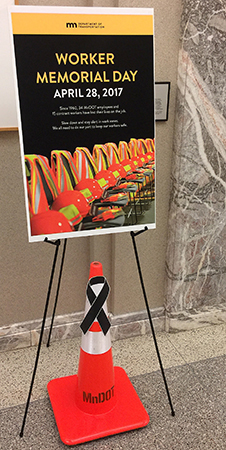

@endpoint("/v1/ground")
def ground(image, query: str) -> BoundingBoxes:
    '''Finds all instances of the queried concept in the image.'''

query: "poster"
[10,6,155,242]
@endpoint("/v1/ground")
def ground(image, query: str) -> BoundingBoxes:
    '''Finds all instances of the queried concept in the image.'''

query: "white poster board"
[9,5,156,242]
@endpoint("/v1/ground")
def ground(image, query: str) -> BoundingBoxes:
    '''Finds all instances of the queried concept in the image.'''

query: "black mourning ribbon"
[80,276,111,335]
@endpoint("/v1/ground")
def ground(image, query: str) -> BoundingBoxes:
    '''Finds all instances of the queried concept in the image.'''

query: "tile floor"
[0,323,226,448]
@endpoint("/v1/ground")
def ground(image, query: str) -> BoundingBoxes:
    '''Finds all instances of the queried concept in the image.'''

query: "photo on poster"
[9,6,155,242]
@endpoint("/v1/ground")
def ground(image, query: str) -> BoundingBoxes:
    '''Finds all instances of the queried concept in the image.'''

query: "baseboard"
[165,303,226,332]
[1,303,226,352]
[0,308,165,353]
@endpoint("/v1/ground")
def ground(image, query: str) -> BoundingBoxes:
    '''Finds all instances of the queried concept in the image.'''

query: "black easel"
[47,239,68,347]
[131,227,175,417]
[20,238,67,437]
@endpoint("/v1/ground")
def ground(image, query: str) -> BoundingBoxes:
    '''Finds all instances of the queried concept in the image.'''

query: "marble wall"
[165,1,226,327]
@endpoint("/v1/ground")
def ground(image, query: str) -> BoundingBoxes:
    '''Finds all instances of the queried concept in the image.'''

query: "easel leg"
[131,229,175,416]
[20,239,61,437]
[47,238,68,347]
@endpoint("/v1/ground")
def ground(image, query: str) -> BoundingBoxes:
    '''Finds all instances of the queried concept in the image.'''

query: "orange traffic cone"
[47,261,149,446]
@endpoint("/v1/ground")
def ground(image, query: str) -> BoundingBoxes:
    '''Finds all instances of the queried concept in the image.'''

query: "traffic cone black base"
[47,366,149,446]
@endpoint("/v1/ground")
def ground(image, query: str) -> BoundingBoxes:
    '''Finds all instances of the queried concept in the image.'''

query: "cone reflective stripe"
[47,261,149,446]
[80,324,111,354]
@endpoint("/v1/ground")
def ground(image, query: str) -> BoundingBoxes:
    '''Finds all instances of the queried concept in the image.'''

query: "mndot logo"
[66,22,78,28]
[65,22,105,30]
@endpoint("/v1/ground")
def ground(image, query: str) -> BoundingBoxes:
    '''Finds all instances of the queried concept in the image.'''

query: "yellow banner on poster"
[11,12,153,36]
